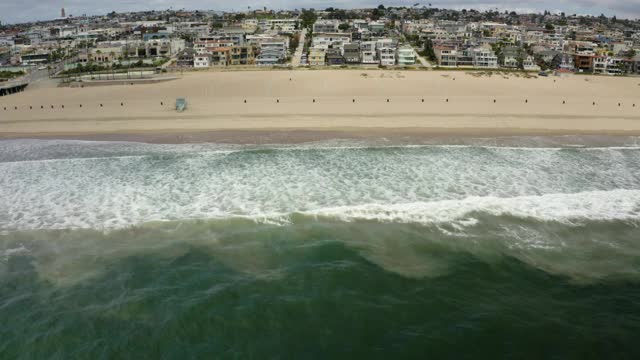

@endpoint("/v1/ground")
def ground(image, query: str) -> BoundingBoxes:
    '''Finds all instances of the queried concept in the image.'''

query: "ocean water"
[2,138,640,359]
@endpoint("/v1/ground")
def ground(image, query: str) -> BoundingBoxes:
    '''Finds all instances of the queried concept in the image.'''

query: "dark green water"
[1,139,640,358]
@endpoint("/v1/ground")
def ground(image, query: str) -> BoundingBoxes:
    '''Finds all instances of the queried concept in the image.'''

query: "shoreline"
[2,129,639,147]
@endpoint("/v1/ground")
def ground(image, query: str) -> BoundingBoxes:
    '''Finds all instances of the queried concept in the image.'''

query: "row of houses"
[307,18,417,66]
[185,32,291,67]
[404,18,640,74]
[75,38,186,64]
[308,41,416,66]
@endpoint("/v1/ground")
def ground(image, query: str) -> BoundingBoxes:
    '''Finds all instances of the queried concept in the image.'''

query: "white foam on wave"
[299,189,640,225]
[0,244,30,263]
[2,139,640,232]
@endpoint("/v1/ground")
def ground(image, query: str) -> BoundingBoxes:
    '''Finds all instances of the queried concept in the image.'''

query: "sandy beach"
[1,69,639,142]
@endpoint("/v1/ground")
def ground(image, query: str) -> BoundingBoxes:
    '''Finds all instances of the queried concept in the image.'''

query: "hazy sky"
[1,0,639,24]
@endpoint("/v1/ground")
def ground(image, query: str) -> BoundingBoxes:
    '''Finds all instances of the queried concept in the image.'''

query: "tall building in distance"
[61,8,66,18]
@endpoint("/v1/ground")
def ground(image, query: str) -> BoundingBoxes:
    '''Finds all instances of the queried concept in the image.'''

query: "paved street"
[291,29,307,67]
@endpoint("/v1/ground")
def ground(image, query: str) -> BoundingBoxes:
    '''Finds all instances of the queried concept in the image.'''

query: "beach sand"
[1,69,639,142]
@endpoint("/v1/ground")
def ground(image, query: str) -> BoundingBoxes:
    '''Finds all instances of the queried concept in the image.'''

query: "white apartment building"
[397,46,416,66]
[194,40,234,58]
[360,41,378,64]
[378,47,396,66]
[266,19,299,32]
[313,20,339,33]
[437,48,458,66]
[593,56,625,75]
[312,33,352,50]
[472,48,498,68]
[194,55,211,68]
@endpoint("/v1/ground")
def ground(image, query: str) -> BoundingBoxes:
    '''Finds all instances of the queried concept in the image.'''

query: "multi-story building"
[502,47,521,68]
[378,47,396,66]
[574,54,594,72]
[369,21,386,35]
[229,45,256,65]
[312,33,352,50]
[266,19,299,32]
[176,48,195,67]
[593,56,625,75]
[194,55,211,68]
[313,20,339,33]
[472,48,498,68]
[309,48,326,66]
[360,41,378,64]
[256,41,288,66]
[326,48,344,65]
[194,39,235,55]
[209,47,230,66]
[435,46,458,66]
[343,43,361,64]
[397,46,416,66]
[523,56,540,71]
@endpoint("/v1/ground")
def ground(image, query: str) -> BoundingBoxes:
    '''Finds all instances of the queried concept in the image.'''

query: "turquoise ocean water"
[1,138,640,359]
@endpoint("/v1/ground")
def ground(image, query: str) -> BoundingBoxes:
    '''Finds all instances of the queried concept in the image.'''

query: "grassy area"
[0,70,25,79]
[59,59,168,76]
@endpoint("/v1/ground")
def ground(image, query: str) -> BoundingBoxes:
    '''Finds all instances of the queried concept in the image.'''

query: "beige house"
[229,45,256,65]
[309,48,326,66]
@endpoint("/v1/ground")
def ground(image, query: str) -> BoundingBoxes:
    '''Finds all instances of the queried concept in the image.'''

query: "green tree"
[301,9,317,29]
[423,39,436,62]
[338,23,350,31]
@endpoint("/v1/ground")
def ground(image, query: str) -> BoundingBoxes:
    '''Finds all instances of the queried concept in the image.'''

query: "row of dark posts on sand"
[2,102,165,110]
[239,98,638,106]
[3,100,638,111]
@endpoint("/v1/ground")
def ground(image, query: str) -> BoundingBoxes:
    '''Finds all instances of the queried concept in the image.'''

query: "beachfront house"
[256,41,288,66]
[309,48,326,66]
[343,43,361,64]
[632,54,640,74]
[435,46,458,67]
[326,48,345,66]
[209,48,230,66]
[552,54,573,71]
[472,48,498,68]
[502,47,520,68]
[397,46,416,66]
[194,39,235,55]
[574,54,594,72]
[593,56,626,75]
[194,55,211,68]
[378,47,396,66]
[523,55,541,71]
[176,48,195,67]
[360,41,377,64]
[229,45,256,65]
